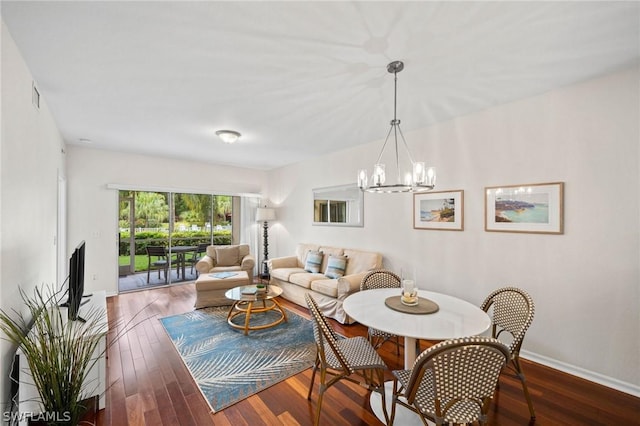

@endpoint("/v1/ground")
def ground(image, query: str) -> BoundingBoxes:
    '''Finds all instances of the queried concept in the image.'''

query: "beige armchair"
[195,244,255,276]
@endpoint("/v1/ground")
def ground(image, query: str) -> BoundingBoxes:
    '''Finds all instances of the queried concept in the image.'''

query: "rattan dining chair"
[390,336,510,426]
[304,293,389,426]
[481,286,536,420]
[360,269,402,355]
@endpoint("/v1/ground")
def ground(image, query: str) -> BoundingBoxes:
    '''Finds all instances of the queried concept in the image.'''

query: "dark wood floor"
[95,283,639,425]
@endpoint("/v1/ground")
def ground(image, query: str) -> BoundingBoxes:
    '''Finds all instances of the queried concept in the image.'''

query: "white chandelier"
[357,61,436,193]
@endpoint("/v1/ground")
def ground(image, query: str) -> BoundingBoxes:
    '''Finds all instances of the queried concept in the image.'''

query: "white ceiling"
[2,1,639,170]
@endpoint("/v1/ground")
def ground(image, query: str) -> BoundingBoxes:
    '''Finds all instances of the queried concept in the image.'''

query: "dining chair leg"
[513,356,536,419]
[313,370,328,426]
[375,368,389,424]
[307,356,319,400]
[389,379,399,426]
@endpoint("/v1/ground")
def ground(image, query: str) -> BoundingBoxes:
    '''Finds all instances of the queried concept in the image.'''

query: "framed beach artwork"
[413,190,464,231]
[485,182,564,234]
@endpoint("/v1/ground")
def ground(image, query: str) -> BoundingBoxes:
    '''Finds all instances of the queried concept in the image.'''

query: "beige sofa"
[268,243,382,324]
[195,244,255,276]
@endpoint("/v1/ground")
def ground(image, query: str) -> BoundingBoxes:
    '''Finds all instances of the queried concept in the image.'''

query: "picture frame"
[413,190,464,231]
[485,182,564,234]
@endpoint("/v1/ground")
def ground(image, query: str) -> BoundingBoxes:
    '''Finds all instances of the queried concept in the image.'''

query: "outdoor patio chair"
[305,293,389,425]
[146,246,171,283]
[188,243,209,276]
[390,336,510,426]
[481,286,536,420]
[360,269,402,355]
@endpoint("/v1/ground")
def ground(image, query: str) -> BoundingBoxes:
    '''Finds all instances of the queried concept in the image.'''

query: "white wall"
[65,147,268,295]
[268,67,640,394]
[0,21,66,415]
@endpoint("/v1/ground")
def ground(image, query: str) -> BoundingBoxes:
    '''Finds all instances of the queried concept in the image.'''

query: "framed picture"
[413,190,464,231]
[485,182,564,234]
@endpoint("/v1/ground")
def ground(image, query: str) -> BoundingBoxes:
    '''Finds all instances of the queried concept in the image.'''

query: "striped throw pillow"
[304,250,324,273]
[324,255,348,279]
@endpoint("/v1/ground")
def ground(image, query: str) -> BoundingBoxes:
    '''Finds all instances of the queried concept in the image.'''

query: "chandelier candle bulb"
[372,163,386,186]
[404,172,413,186]
[413,162,426,184]
[357,169,368,189]
[426,167,436,187]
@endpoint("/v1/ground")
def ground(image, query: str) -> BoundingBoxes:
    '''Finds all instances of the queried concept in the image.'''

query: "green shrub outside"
[119,230,232,256]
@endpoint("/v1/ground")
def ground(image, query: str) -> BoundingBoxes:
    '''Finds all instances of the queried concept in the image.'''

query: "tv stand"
[16,291,108,425]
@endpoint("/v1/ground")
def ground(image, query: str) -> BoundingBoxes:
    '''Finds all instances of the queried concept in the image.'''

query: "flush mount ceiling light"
[215,130,241,144]
[357,61,436,193]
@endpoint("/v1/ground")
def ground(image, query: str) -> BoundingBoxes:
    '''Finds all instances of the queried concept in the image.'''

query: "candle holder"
[401,279,418,306]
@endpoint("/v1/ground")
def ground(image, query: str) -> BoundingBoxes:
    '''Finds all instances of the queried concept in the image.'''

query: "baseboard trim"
[521,350,640,398]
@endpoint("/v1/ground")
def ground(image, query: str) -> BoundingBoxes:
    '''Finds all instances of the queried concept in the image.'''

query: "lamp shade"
[256,207,276,222]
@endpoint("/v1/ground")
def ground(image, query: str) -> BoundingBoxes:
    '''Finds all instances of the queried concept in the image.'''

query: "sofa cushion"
[271,267,306,282]
[310,278,340,298]
[324,255,348,279]
[304,250,324,273]
[343,249,382,275]
[216,246,239,266]
[296,244,320,268]
[289,272,326,289]
[318,246,344,273]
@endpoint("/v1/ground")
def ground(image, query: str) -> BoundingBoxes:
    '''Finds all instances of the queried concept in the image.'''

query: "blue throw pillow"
[324,255,348,279]
[304,250,324,273]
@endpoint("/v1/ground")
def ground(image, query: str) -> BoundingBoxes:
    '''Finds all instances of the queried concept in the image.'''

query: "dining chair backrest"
[304,293,352,374]
[146,246,167,258]
[480,287,534,355]
[404,336,510,423]
[360,269,401,291]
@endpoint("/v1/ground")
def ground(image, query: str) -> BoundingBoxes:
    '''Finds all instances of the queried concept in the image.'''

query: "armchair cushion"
[216,246,239,266]
[196,244,255,275]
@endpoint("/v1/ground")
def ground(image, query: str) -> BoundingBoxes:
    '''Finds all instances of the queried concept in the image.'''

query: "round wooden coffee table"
[225,285,287,335]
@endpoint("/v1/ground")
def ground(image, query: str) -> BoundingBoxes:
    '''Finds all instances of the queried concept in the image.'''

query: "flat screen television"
[60,240,86,321]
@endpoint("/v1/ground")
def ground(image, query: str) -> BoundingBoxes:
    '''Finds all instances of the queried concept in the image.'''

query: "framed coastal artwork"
[485,182,564,234]
[413,190,464,231]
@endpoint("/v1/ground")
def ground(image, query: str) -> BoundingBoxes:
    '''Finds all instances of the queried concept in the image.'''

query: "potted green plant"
[0,286,109,425]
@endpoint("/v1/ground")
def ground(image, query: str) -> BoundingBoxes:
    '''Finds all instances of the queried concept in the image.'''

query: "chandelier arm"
[375,124,395,164]
[393,125,401,184]
[396,124,416,165]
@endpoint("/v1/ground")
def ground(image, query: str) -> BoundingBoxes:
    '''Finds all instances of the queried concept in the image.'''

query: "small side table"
[225,285,287,335]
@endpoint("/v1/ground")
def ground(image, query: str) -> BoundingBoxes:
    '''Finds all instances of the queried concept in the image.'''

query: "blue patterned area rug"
[159,306,316,412]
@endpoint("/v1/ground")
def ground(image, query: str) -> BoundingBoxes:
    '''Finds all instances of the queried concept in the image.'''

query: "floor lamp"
[256,206,276,278]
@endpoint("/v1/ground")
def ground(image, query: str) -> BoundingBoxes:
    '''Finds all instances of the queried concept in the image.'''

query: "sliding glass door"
[117,190,235,292]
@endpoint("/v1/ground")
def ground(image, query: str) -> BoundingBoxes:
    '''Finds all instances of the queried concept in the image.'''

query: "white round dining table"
[343,288,492,425]
[343,287,491,369]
